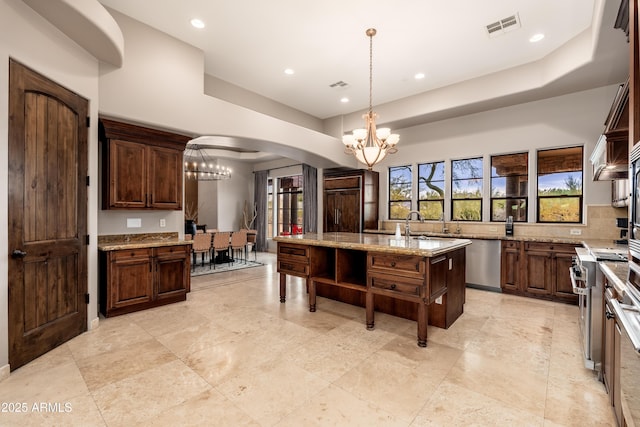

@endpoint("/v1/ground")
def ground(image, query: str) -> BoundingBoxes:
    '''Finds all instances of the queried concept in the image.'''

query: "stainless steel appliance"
[571,247,628,373]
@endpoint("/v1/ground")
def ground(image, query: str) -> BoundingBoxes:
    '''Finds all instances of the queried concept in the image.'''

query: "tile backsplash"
[379,205,628,241]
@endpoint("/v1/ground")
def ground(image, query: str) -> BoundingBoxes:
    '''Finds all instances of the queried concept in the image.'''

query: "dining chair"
[191,232,212,270]
[230,230,248,265]
[212,231,231,269]
[244,229,257,261]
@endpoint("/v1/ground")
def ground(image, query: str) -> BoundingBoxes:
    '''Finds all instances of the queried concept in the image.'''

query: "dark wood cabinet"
[500,240,578,304]
[99,244,191,317]
[323,169,378,232]
[603,290,623,426]
[100,118,190,210]
[500,240,521,292]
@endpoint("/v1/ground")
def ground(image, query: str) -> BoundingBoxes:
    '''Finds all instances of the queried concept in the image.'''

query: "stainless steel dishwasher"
[464,239,501,290]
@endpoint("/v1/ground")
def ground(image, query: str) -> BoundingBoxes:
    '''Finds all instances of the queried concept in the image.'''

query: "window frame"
[417,161,445,220]
[536,146,583,224]
[490,152,528,222]
[450,157,483,222]
[388,165,413,220]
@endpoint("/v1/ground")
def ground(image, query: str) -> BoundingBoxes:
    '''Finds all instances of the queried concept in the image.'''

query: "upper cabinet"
[99,119,191,210]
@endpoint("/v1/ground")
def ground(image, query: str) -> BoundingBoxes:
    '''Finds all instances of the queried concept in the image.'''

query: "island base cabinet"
[99,244,191,317]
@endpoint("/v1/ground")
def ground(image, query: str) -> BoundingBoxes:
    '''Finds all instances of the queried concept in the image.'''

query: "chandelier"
[342,28,399,170]
[183,144,232,181]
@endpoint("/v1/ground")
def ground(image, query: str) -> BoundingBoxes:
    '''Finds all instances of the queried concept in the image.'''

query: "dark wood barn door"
[8,60,88,370]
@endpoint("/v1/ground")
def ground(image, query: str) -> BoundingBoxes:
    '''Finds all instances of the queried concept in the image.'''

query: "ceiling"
[96,0,609,121]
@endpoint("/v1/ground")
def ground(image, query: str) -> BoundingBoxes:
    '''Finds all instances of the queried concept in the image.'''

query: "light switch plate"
[160,219,166,228]
[127,218,142,228]
[570,228,582,236]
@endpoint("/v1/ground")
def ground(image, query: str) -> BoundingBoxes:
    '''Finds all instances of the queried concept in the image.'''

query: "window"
[418,161,445,220]
[267,178,274,238]
[451,157,483,221]
[537,146,583,223]
[490,153,528,222]
[389,165,412,219]
[277,175,303,234]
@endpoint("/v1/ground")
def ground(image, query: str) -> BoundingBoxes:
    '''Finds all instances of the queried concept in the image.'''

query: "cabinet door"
[108,139,147,208]
[523,250,552,295]
[338,190,360,233]
[324,192,339,232]
[500,241,520,291]
[428,255,448,301]
[155,246,190,300]
[109,249,153,310]
[148,146,182,210]
[553,251,578,302]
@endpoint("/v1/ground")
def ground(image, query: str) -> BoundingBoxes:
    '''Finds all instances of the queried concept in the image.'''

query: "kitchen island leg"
[417,301,428,347]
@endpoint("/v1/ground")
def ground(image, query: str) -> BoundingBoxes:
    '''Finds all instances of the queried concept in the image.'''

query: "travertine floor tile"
[92,359,210,427]
[0,253,616,426]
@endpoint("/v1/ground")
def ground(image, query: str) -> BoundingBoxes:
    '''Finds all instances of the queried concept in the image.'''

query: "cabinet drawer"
[524,241,578,253]
[368,253,425,278]
[155,244,190,259]
[324,176,360,190]
[278,260,309,277]
[110,248,152,261]
[502,240,520,250]
[369,273,423,299]
[278,244,309,264]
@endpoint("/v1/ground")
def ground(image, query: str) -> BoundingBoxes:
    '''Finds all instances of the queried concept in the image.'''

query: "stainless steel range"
[571,246,628,374]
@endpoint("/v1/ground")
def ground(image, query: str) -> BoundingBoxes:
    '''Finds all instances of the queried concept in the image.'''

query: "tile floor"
[0,253,615,426]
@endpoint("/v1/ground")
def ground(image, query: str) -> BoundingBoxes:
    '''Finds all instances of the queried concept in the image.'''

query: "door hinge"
[85,293,90,304]
[86,176,90,186]
[86,235,90,245]
[86,116,90,127]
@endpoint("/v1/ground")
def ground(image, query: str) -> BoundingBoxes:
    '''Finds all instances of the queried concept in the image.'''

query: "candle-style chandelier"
[183,144,232,181]
[342,28,399,170]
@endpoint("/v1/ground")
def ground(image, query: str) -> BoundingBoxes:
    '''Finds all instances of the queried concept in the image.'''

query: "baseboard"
[90,316,100,331]
[0,363,9,382]
[466,283,502,293]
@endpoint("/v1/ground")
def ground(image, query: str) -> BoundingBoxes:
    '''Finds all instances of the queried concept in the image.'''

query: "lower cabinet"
[99,244,191,317]
[603,290,623,426]
[500,240,579,304]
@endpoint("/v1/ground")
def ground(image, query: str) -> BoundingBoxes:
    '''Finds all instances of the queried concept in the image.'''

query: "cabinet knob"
[606,311,615,320]
[390,284,396,290]
[390,261,396,267]
[11,249,27,259]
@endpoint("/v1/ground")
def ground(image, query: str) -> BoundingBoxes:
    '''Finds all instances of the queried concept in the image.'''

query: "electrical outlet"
[160,219,166,228]
[570,228,582,236]
[488,226,498,232]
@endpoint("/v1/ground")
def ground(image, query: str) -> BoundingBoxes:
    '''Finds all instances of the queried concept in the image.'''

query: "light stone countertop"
[599,261,629,299]
[273,232,471,257]
[98,232,192,251]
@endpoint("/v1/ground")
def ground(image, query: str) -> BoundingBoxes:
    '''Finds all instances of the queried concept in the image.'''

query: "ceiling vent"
[486,13,521,38]
[329,81,348,88]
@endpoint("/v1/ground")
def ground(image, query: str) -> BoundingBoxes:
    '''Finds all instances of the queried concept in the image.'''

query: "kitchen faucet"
[405,210,424,239]
[440,213,448,234]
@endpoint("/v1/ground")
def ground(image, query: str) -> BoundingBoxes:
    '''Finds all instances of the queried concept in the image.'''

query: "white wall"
[0,0,101,374]
[198,159,254,231]
[371,85,618,222]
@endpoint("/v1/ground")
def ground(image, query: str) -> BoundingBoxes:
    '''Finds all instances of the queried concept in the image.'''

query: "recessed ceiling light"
[190,19,205,29]
[284,68,295,75]
[529,33,544,43]
[414,73,425,80]
[340,97,349,103]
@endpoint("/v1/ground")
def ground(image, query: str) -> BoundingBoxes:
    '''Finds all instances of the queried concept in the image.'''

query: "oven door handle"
[569,267,589,296]
[611,299,640,353]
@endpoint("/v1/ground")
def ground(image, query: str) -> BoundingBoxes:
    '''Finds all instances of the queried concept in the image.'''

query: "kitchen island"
[273,232,471,346]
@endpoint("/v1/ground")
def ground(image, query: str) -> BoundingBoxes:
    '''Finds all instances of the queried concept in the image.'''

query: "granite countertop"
[98,232,192,251]
[273,232,471,257]
[599,261,629,299]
